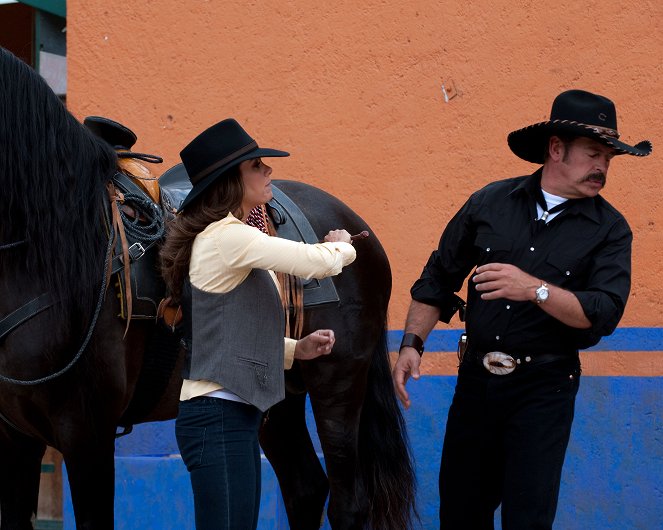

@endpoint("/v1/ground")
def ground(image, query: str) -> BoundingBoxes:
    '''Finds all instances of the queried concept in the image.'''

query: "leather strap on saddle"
[107,181,133,337]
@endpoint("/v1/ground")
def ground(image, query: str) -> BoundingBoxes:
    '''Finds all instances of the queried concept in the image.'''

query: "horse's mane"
[0,47,118,315]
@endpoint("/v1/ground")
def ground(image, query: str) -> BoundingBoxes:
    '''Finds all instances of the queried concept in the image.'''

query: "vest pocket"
[238,356,269,387]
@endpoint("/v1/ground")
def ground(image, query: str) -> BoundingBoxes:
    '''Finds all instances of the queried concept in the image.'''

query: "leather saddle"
[108,171,167,319]
[86,115,168,320]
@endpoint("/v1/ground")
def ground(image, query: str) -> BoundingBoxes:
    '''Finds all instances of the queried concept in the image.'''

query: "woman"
[160,118,356,530]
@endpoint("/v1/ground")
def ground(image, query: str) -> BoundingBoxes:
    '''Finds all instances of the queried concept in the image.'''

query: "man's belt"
[464,349,577,375]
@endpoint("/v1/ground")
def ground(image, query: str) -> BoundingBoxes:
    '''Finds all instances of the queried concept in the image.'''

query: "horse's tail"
[358,329,417,529]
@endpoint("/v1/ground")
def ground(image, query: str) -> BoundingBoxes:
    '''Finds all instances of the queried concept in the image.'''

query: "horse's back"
[272,178,391,295]
[273,179,375,233]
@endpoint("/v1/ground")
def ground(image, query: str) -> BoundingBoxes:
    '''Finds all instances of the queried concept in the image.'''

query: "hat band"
[191,140,258,183]
[551,119,619,139]
[588,124,619,138]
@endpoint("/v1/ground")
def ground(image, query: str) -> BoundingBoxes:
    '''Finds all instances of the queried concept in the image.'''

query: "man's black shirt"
[411,169,632,355]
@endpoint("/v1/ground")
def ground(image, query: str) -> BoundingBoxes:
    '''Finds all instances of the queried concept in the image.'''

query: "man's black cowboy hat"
[507,89,652,164]
[178,118,289,211]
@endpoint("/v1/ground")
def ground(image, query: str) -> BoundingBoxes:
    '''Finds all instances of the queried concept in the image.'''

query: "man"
[392,89,651,529]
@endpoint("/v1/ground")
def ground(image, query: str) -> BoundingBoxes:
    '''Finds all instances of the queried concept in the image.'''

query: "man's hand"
[472,263,539,302]
[294,329,336,360]
[474,263,592,328]
[392,348,422,409]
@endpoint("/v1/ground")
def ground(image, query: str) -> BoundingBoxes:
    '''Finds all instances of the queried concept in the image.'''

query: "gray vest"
[182,269,285,412]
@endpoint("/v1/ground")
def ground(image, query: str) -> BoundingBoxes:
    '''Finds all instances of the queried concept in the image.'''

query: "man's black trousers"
[439,356,581,530]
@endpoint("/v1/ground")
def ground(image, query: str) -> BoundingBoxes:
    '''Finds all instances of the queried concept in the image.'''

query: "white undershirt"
[537,189,568,223]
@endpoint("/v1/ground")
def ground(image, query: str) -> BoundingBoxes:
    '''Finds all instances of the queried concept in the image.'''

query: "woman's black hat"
[179,118,289,210]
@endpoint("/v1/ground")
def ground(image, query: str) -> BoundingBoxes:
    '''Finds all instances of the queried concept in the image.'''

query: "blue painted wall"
[405,376,663,529]
[63,375,663,529]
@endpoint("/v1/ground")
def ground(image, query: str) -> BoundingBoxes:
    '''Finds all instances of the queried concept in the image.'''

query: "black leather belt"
[463,349,577,375]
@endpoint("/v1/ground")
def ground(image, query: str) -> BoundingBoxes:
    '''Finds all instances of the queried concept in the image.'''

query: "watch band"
[399,333,425,356]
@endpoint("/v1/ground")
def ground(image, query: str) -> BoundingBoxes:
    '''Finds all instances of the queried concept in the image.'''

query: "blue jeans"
[176,397,263,530]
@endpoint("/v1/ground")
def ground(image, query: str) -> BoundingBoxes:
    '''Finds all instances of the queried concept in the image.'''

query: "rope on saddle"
[107,175,166,334]
[113,183,165,245]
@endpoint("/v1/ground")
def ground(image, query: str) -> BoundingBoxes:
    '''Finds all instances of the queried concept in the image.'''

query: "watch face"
[536,285,549,302]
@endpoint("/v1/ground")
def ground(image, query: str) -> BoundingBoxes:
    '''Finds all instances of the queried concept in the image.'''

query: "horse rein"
[0,228,115,385]
[0,240,48,345]
[0,239,26,250]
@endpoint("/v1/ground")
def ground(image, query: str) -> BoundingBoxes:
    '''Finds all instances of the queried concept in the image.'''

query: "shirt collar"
[508,168,601,224]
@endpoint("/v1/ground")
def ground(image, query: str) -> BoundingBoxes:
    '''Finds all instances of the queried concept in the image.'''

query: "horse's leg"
[51,302,145,530]
[58,331,133,530]
[0,421,46,530]
[59,417,117,530]
[303,353,372,530]
[260,391,329,530]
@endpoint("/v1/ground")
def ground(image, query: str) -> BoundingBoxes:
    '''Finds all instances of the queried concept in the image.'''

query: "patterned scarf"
[245,205,304,339]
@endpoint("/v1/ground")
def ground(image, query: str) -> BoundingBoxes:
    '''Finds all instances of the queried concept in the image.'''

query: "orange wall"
[68,1,663,331]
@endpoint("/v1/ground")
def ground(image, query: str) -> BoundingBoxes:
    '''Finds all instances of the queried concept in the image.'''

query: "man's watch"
[399,333,425,356]
[535,282,549,304]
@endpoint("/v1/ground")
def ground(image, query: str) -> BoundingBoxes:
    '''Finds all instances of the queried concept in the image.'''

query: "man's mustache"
[583,172,606,186]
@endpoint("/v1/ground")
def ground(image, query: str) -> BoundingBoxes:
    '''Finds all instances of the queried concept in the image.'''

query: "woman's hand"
[294,329,336,360]
[324,229,352,244]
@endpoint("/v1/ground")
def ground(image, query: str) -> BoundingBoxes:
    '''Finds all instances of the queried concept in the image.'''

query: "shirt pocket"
[545,253,586,285]
[473,232,513,263]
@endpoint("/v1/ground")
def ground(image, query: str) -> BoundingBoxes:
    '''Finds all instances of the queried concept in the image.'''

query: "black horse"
[0,47,415,530]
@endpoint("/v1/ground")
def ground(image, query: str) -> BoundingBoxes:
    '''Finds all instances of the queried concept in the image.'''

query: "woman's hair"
[160,165,243,301]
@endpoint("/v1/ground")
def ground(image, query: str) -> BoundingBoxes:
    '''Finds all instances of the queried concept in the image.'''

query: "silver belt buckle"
[482,351,516,375]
